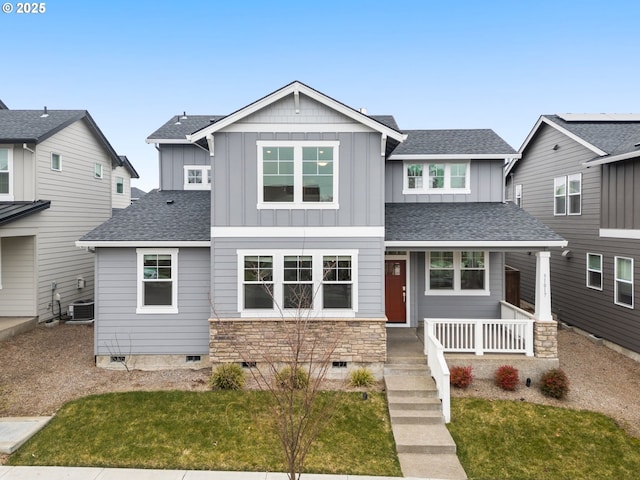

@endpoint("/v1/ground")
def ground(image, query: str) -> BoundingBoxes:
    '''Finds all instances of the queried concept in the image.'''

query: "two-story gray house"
[505,114,640,358]
[0,104,134,326]
[78,82,565,372]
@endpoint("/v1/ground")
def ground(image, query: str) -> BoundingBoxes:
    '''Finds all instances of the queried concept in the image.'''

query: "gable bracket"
[381,134,387,157]
[206,134,214,157]
[294,87,300,114]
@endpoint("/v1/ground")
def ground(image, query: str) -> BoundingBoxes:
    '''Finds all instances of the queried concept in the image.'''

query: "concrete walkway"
[385,329,467,480]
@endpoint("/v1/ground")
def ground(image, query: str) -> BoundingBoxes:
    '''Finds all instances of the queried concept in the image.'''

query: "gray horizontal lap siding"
[385,159,505,203]
[505,124,640,353]
[211,237,384,318]
[410,251,504,324]
[94,247,211,356]
[159,144,210,190]
[212,131,384,227]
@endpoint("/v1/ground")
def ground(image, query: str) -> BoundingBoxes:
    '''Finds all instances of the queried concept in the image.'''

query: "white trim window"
[426,251,489,295]
[51,153,62,171]
[95,163,103,179]
[614,256,633,308]
[403,161,470,194]
[136,248,178,314]
[586,253,603,290]
[0,147,13,200]
[554,174,581,215]
[238,250,357,317]
[515,184,522,208]
[257,141,339,209]
[184,165,211,190]
[116,176,124,194]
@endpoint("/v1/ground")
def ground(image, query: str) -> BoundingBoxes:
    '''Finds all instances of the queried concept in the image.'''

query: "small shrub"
[209,363,245,390]
[494,365,520,391]
[276,366,309,390]
[449,365,473,389]
[539,368,570,399]
[349,367,375,387]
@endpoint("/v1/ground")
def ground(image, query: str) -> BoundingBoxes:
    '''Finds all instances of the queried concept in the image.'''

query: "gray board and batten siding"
[94,247,211,356]
[601,158,640,230]
[505,122,640,354]
[211,236,385,319]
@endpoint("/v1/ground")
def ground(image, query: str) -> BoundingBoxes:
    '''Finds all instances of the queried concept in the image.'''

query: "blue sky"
[2,0,639,191]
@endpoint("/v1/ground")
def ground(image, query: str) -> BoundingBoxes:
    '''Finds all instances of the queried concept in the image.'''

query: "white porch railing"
[424,327,450,423]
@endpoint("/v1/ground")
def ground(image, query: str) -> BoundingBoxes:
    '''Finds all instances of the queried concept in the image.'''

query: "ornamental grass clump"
[349,367,375,388]
[539,368,570,399]
[276,366,309,390]
[450,365,473,389]
[494,365,520,391]
[209,363,246,390]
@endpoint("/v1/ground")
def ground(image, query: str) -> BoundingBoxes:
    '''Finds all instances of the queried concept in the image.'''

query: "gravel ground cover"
[1,322,639,464]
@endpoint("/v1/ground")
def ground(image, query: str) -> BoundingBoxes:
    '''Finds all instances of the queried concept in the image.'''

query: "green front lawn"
[449,398,640,480]
[7,390,401,476]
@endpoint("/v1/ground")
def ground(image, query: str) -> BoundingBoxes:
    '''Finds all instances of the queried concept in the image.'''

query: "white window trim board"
[586,253,603,291]
[183,165,211,190]
[402,160,471,195]
[614,256,634,309]
[51,152,62,172]
[0,146,14,201]
[212,226,384,238]
[136,248,179,314]
[424,251,491,296]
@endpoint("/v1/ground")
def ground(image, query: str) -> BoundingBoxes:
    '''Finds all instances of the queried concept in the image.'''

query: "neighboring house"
[130,186,146,203]
[78,81,565,372]
[0,104,132,322]
[112,155,140,211]
[505,114,640,357]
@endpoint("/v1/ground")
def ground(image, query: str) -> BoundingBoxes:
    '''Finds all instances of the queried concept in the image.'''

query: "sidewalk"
[0,466,434,479]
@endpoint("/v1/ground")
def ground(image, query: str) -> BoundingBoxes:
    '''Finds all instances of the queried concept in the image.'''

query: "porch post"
[534,251,552,321]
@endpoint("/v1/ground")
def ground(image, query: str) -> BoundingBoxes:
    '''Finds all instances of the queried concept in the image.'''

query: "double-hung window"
[614,256,633,308]
[239,250,357,316]
[95,163,103,179]
[51,153,62,171]
[0,148,13,200]
[426,251,489,295]
[116,176,124,194]
[184,165,211,190]
[554,174,581,215]
[137,248,178,313]
[257,141,339,208]
[403,161,470,194]
[586,253,603,290]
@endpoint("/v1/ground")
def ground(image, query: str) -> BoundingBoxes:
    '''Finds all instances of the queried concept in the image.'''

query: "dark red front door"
[385,260,406,323]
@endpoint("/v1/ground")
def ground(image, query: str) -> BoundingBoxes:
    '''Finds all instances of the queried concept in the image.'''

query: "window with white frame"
[184,165,211,190]
[515,184,522,208]
[257,141,339,208]
[95,163,103,179]
[554,174,581,215]
[51,153,62,171]
[137,248,178,313]
[426,251,489,295]
[614,256,633,308]
[238,250,357,316]
[586,253,603,290]
[403,161,470,194]
[116,176,124,194]
[0,148,13,200]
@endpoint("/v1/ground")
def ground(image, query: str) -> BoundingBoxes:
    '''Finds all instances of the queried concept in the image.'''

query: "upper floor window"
[239,249,357,316]
[116,177,124,194]
[51,153,62,171]
[257,141,339,209]
[0,148,12,200]
[586,253,603,290]
[515,184,522,208]
[95,163,103,179]
[137,248,178,314]
[426,251,489,295]
[614,256,633,309]
[554,173,581,215]
[403,161,470,194]
[184,165,211,190]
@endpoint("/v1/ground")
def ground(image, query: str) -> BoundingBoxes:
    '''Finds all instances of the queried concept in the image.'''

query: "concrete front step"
[398,453,468,480]
[392,423,458,455]
[386,393,442,410]
[383,365,431,376]
[384,375,438,398]
[385,355,427,365]
[389,407,444,424]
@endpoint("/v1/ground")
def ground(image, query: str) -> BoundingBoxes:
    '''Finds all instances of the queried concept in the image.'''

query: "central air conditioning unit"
[68,300,95,321]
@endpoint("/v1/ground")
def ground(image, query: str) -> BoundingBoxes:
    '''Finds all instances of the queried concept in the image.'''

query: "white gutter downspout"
[23,143,36,201]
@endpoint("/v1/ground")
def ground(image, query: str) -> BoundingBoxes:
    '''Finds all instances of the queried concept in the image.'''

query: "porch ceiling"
[384,202,566,248]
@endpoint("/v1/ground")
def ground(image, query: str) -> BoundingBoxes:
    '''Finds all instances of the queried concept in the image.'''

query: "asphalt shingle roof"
[0,201,51,226]
[80,190,210,242]
[391,129,517,156]
[147,115,226,140]
[385,202,565,243]
[544,115,640,156]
